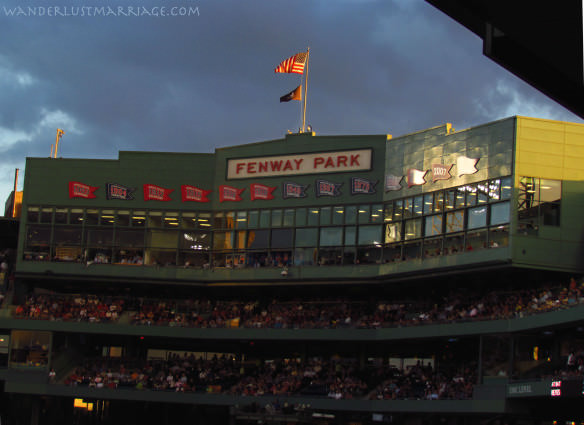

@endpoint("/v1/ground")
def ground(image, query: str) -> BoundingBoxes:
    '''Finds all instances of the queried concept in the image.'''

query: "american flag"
[274,52,307,74]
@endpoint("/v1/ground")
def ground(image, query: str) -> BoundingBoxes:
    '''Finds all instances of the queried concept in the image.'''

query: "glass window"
[445,190,456,210]
[213,212,225,228]
[148,211,163,228]
[466,185,478,206]
[468,206,487,229]
[55,208,67,224]
[491,202,510,225]
[180,231,210,251]
[403,198,413,219]
[423,194,433,215]
[296,228,318,247]
[477,182,489,204]
[307,208,320,226]
[271,229,293,248]
[25,225,51,246]
[131,211,146,227]
[248,230,269,249]
[225,211,235,229]
[385,223,401,243]
[117,210,130,227]
[181,212,196,229]
[358,225,382,246]
[501,177,512,200]
[404,219,422,240]
[271,209,283,227]
[489,179,501,202]
[117,229,145,248]
[455,189,466,208]
[384,203,394,223]
[320,227,342,246]
[213,231,234,250]
[248,210,259,228]
[148,230,179,249]
[27,207,40,224]
[345,205,357,225]
[294,248,316,266]
[164,212,180,228]
[198,213,212,229]
[345,226,356,246]
[259,210,270,228]
[424,215,443,237]
[357,246,381,264]
[333,206,344,225]
[358,205,370,224]
[433,192,444,213]
[295,208,307,227]
[98,209,114,226]
[86,228,114,246]
[446,210,464,233]
[413,196,423,216]
[40,208,53,224]
[489,225,509,248]
[70,209,84,224]
[235,230,247,250]
[283,209,294,227]
[394,200,404,220]
[53,227,82,245]
[236,211,248,229]
[10,331,50,368]
[371,204,383,223]
[320,207,331,226]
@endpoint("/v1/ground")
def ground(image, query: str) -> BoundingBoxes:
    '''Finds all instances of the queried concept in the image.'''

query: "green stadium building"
[2,116,584,425]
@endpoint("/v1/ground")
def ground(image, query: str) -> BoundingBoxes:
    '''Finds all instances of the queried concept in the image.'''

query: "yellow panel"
[563,143,584,157]
[515,117,584,181]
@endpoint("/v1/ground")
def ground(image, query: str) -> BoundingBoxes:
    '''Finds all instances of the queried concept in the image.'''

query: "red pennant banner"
[181,185,211,202]
[250,183,276,201]
[143,184,173,201]
[69,181,98,199]
[219,185,244,202]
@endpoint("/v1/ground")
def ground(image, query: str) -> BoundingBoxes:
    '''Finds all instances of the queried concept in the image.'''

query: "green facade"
[16,117,584,284]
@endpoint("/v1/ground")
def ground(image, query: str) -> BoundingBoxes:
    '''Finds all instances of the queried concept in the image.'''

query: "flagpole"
[301,47,310,133]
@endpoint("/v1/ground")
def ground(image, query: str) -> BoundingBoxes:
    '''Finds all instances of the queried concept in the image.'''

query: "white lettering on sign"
[227,149,372,179]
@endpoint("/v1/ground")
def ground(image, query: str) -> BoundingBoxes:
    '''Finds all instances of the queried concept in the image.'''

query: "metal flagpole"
[301,47,310,133]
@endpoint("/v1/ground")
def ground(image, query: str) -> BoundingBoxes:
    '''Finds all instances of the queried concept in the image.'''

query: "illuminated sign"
[227,149,372,179]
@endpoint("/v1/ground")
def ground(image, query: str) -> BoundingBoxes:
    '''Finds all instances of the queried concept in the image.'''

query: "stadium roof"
[426,0,584,119]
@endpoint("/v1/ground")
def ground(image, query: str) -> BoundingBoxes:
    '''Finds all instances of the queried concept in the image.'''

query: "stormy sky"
[0,0,581,206]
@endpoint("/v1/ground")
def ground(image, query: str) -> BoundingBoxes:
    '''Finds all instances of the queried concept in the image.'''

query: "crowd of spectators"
[14,294,124,322]
[127,278,584,329]
[63,354,468,400]
[370,361,476,400]
[13,278,584,329]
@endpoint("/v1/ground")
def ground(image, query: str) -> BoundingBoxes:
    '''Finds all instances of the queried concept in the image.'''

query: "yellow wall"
[515,116,584,182]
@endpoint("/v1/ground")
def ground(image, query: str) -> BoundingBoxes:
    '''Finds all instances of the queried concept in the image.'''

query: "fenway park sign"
[227,149,372,179]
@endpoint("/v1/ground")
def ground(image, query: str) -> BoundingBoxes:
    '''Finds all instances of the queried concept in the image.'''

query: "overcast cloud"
[0,0,581,204]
